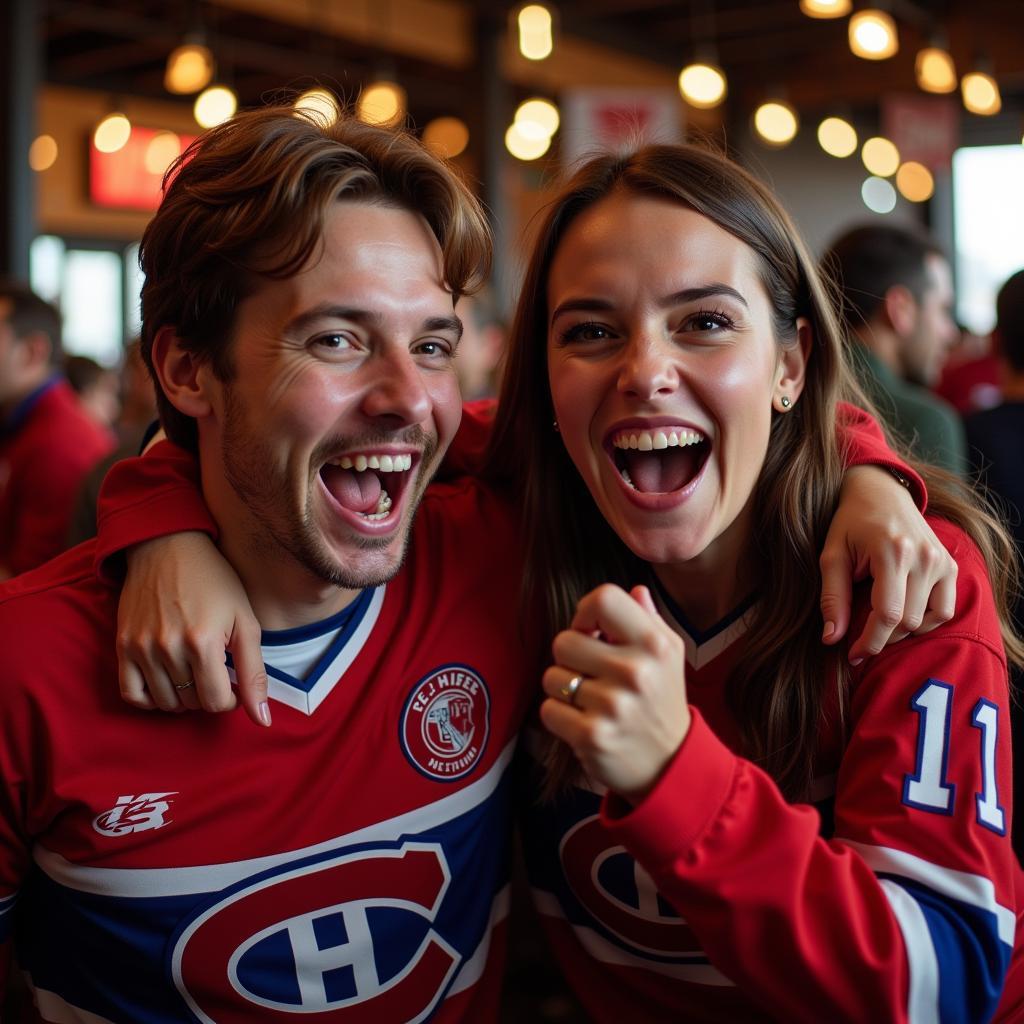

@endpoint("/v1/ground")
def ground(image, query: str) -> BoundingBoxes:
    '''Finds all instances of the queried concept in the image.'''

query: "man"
[0,282,113,577]
[824,224,967,476]
[965,268,1024,861]
[0,108,530,1021]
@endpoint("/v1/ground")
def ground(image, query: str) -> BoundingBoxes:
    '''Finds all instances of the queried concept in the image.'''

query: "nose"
[360,347,432,426]
[616,334,679,401]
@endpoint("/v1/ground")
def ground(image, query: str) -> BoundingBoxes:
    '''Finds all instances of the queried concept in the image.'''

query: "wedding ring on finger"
[174,679,195,691]
[559,674,585,706]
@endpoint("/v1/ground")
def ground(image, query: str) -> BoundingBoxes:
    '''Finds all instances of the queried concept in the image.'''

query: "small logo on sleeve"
[400,665,491,781]
[93,792,177,836]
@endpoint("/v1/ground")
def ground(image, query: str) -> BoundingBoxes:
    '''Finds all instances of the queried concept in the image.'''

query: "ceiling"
[40,0,1024,135]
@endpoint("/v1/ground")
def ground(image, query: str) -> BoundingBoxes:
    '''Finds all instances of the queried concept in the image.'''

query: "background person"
[824,224,967,477]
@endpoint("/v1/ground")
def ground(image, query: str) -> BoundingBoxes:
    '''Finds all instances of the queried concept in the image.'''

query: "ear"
[882,284,918,336]
[773,317,811,412]
[149,326,214,421]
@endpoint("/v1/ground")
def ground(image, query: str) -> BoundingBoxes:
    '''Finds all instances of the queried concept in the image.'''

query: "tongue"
[624,447,702,493]
[320,465,382,513]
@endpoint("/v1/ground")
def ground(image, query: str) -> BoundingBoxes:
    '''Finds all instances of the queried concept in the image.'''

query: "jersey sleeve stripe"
[878,879,940,1024]
[839,839,1015,947]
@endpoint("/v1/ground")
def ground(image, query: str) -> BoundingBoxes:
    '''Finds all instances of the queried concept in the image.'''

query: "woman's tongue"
[622,448,700,494]
[320,464,382,514]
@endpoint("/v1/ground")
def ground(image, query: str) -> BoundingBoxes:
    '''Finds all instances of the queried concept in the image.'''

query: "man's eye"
[314,333,351,350]
[415,341,452,357]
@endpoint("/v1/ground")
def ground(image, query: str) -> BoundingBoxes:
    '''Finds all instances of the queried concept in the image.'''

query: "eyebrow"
[284,304,463,341]
[549,284,749,326]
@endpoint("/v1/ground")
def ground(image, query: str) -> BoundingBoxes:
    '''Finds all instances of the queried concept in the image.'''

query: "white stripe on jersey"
[448,883,510,996]
[531,889,736,987]
[33,736,517,899]
[878,878,941,1024]
[839,839,1016,946]
[27,980,116,1024]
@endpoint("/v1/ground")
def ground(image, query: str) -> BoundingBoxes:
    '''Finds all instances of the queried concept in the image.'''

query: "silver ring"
[559,674,585,706]
[174,680,195,691]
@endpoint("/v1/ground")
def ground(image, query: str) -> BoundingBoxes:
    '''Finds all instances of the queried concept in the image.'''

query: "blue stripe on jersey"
[259,587,373,647]
[651,580,756,647]
[880,873,1010,1023]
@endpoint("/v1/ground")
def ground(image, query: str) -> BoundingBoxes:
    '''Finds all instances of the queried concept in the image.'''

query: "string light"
[915,47,957,93]
[753,101,799,146]
[164,42,215,95]
[895,162,935,202]
[678,62,727,109]
[93,113,132,154]
[849,10,898,60]
[517,4,553,61]
[294,88,339,125]
[799,0,851,16]
[861,136,900,177]
[423,117,469,159]
[194,85,237,128]
[357,81,407,127]
[29,134,58,171]
[862,176,897,214]
[505,122,551,161]
[962,71,1002,116]
[144,132,182,175]
[817,117,858,158]
[514,98,560,139]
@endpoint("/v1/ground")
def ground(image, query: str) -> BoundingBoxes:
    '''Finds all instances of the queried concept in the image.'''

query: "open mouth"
[318,452,416,522]
[609,427,709,494]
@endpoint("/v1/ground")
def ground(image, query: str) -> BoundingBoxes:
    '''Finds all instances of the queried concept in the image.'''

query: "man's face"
[0,299,23,409]
[198,200,462,600]
[903,253,958,386]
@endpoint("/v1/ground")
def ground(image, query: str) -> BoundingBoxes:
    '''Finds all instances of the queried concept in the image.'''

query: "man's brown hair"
[139,105,492,448]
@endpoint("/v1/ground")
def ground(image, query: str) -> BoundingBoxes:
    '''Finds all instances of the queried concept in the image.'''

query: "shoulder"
[16,381,114,465]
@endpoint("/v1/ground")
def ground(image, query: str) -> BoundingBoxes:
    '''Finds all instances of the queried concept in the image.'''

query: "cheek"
[429,370,462,447]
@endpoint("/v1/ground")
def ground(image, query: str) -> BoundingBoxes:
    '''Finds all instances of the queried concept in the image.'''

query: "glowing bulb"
[861,136,900,177]
[357,81,407,127]
[518,4,553,60]
[194,85,237,128]
[915,47,957,94]
[962,71,1001,116]
[753,102,798,146]
[294,88,339,125]
[862,176,897,213]
[895,162,935,202]
[514,98,560,139]
[817,117,858,158]
[678,63,727,109]
[29,134,58,171]
[849,10,898,60]
[799,0,851,16]
[93,113,132,154]
[423,117,470,159]
[144,132,181,175]
[505,122,551,161]
[164,43,215,95]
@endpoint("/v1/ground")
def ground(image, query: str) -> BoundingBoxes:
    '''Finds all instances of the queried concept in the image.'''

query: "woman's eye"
[683,311,733,333]
[561,321,614,344]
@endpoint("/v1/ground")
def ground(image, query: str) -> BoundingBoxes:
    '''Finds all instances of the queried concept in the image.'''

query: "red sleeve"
[437,399,496,480]
[838,401,927,512]
[94,440,217,583]
[602,522,1017,1023]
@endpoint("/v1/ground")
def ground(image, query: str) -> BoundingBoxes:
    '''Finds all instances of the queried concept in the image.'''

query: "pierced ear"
[150,326,213,420]
[774,317,811,411]
[883,284,917,336]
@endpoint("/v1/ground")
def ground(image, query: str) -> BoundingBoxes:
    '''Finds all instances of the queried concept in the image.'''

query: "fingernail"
[822,620,835,641]
[258,701,272,727]
[849,657,863,667]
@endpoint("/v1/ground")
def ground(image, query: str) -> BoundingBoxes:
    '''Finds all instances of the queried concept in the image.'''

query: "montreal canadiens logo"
[400,664,490,781]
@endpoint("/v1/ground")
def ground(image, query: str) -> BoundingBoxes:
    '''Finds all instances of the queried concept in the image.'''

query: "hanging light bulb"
[962,70,1002,116]
[849,10,898,60]
[357,81,407,127]
[514,98,560,140]
[895,162,935,202]
[799,0,851,16]
[678,62,728,109]
[862,176,897,214]
[29,134,58,171]
[164,41,215,95]
[817,116,858,158]
[915,46,957,93]
[423,117,470,159]
[194,85,237,128]
[505,122,551,161]
[93,113,132,154]
[753,101,799,146]
[144,132,182,176]
[518,4,553,61]
[862,136,900,177]
[294,88,339,125]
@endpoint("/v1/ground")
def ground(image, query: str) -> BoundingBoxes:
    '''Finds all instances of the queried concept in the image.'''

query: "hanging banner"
[881,95,959,171]
[561,88,683,167]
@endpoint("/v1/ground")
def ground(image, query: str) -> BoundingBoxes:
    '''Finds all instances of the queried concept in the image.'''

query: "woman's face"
[546,191,807,574]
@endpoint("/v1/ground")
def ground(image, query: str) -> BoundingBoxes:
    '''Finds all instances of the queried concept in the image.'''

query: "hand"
[819,465,957,663]
[115,531,271,726]
[540,584,690,803]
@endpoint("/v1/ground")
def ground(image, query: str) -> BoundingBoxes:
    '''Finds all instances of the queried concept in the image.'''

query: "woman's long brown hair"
[485,143,1023,800]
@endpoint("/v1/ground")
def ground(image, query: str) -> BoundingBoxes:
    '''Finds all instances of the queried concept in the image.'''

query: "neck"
[855,324,901,376]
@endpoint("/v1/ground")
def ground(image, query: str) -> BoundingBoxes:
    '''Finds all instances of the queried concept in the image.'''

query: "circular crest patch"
[400,664,490,781]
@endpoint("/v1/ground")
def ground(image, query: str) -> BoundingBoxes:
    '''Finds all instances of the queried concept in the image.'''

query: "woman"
[98,135,1007,1021]
[484,143,1024,1021]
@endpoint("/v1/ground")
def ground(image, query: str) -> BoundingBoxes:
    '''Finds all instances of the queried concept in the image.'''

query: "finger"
[629,585,659,617]
[142,657,188,713]
[849,567,909,662]
[189,636,237,715]
[551,629,628,681]
[818,546,853,645]
[118,656,156,711]
[159,652,201,712]
[570,584,661,646]
[538,695,591,748]
[914,568,958,635]
[230,616,270,726]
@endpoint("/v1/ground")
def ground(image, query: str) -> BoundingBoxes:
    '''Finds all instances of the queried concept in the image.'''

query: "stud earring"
[779,395,792,410]
[553,419,560,432]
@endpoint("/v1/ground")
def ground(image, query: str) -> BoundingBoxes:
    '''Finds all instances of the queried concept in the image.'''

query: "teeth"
[360,488,393,520]
[334,453,413,472]
[612,429,704,451]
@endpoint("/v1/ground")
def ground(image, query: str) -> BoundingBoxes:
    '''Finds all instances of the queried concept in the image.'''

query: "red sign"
[882,95,959,171]
[89,126,198,212]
